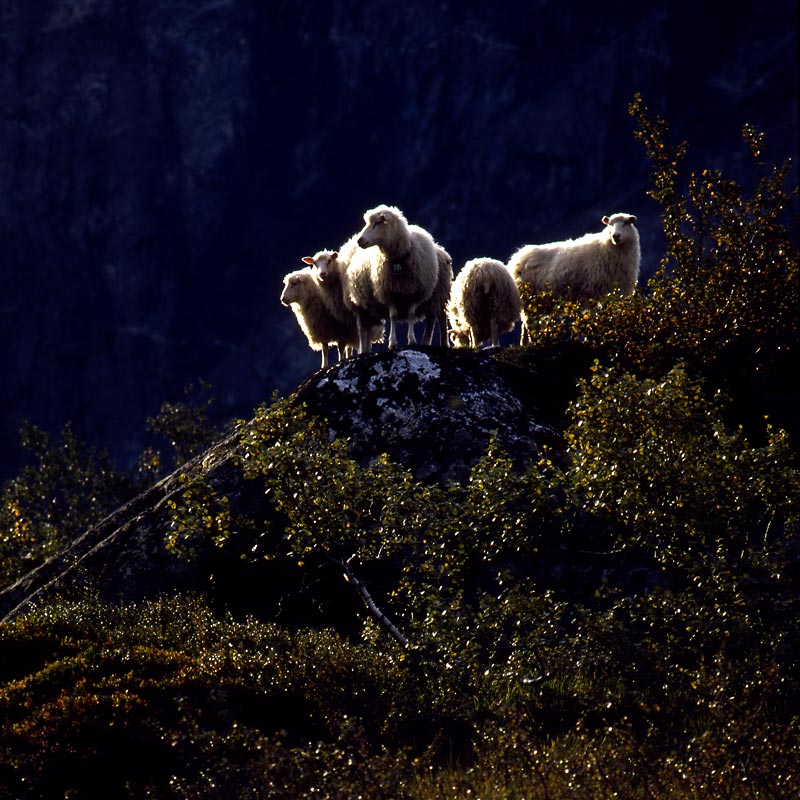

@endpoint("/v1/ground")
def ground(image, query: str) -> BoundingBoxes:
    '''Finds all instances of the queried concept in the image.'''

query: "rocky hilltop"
[0,347,559,624]
[0,1,796,475]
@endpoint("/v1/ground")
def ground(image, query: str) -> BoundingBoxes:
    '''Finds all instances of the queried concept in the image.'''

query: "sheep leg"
[422,312,435,346]
[491,318,500,348]
[406,306,417,346]
[387,308,399,349]
[357,316,371,354]
[438,309,449,348]
[520,320,529,346]
[469,327,478,349]
[321,343,329,368]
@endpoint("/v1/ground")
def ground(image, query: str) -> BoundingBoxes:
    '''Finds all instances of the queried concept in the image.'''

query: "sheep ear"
[331,251,338,259]
[301,256,314,265]
[602,216,610,225]
[629,216,637,225]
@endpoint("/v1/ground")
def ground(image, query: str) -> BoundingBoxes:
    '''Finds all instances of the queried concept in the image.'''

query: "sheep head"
[448,327,472,348]
[357,205,405,249]
[303,250,339,283]
[280,270,313,306]
[602,213,638,246]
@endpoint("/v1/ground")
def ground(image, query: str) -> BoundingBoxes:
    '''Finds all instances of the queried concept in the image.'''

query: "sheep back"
[448,258,521,346]
[337,234,383,319]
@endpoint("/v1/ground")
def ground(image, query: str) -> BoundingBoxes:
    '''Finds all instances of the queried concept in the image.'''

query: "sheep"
[416,243,454,347]
[302,249,351,324]
[507,213,641,343]
[328,239,450,349]
[352,204,439,350]
[447,257,522,348]
[306,237,388,355]
[301,249,384,356]
[280,266,363,368]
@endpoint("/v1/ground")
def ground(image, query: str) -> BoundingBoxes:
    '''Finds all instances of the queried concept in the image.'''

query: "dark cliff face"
[0,0,797,474]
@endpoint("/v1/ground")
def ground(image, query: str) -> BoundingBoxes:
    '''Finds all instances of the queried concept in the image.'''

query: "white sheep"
[447,257,522,348]
[508,213,641,343]
[317,234,389,355]
[302,249,351,324]
[301,249,384,357]
[280,266,363,368]
[352,204,439,350]
[417,243,454,347]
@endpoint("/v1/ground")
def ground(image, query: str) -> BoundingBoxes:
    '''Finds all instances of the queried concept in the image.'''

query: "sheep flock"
[281,206,641,369]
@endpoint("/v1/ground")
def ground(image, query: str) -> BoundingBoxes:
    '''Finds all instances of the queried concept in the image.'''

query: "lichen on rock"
[294,346,554,483]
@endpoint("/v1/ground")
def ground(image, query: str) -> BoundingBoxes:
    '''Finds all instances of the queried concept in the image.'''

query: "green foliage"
[566,362,800,567]
[0,423,143,590]
[5,385,798,796]
[222,374,799,794]
[1,384,224,591]
[164,472,235,558]
[145,380,222,470]
[0,594,419,799]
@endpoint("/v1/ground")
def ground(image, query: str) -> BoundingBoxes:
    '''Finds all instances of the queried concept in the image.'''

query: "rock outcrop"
[294,347,555,483]
[0,348,556,623]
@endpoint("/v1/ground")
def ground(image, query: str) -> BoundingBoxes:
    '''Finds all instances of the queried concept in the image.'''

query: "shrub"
[0,424,142,590]
[0,594,419,799]
[508,95,799,412]
[145,380,223,470]
[566,362,800,568]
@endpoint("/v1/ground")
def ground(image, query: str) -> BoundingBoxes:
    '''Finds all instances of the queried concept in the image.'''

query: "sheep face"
[601,213,638,246]
[303,250,338,283]
[280,272,312,306]
[356,205,402,249]
[448,327,471,348]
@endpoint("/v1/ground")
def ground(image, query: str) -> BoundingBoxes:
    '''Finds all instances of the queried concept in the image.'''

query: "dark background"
[0,0,797,476]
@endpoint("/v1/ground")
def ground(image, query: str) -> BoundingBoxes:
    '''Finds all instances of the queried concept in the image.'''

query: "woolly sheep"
[416,243,454,347]
[447,257,522,348]
[353,204,439,350]
[301,249,384,357]
[508,213,641,343]
[302,249,351,325]
[280,266,363,368]
[324,233,390,355]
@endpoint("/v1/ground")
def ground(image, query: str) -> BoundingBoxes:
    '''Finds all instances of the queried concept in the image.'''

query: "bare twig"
[336,555,410,650]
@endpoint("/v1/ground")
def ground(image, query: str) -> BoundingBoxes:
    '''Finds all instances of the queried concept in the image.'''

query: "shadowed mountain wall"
[1,0,796,474]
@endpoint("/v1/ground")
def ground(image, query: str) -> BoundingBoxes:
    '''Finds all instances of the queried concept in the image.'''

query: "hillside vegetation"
[1,98,798,799]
